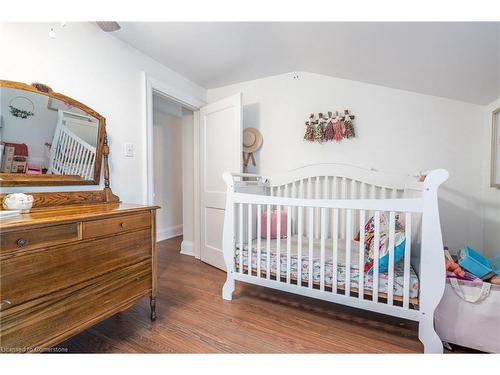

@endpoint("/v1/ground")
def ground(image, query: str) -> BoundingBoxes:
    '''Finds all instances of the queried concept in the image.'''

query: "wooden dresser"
[0,203,158,352]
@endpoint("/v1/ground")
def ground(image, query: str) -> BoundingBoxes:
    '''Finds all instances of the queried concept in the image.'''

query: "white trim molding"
[180,240,195,256]
[157,224,183,242]
[142,71,205,206]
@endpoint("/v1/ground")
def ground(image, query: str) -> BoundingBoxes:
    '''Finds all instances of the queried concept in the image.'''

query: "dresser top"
[0,203,159,230]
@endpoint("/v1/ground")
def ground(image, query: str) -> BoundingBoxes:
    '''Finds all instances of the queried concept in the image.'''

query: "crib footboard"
[222,169,448,353]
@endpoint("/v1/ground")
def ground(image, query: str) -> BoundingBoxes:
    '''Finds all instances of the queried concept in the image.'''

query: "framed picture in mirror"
[492,107,500,188]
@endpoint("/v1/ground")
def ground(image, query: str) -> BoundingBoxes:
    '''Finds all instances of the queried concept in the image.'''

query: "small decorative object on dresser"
[0,80,159,353]
[2,193,33,213]
[491,107,500,188]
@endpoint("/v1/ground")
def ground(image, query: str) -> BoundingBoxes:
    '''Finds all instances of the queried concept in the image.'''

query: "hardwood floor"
[59,236,424,353]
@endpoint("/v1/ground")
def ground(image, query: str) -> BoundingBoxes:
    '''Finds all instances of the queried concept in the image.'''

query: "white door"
[199,93,242,270]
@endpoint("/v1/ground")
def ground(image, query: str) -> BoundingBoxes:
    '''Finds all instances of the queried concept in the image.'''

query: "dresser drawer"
[0,261,151,351]
[82,212,151,239]
[0,228,152,310]
[0,223,79,252]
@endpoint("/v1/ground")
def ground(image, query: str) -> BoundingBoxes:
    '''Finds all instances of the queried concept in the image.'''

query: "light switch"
[124,143,134,157]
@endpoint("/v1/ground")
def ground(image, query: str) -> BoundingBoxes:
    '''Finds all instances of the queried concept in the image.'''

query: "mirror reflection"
[0,87,99,180]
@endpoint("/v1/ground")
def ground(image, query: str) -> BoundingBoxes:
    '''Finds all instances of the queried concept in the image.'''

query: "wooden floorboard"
[59,236,425,353]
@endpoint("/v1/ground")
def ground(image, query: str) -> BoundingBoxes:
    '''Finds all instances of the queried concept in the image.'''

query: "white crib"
[48,110,97,180]
[221,163,449,353]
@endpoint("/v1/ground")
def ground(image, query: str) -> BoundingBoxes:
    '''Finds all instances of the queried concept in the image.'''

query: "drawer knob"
[16,238,28,247]
[1,300,12,309]
[120,222,128,228]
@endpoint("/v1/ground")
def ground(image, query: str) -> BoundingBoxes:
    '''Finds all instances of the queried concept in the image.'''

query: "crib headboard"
[266,163,423,200]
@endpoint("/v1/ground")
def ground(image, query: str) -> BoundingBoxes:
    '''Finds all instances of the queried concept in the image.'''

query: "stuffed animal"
[444,248,465,278]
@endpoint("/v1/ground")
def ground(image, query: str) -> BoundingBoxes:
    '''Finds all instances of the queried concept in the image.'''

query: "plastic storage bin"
[458,246,499,280]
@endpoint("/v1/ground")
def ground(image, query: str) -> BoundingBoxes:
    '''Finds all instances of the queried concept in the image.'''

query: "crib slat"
[391,188,397,199]
[361,183,367,199]
[84,151,93,179]
[381,187,387,199]
[248,203,253,276]
[286,206,291,284]
[345,209,352,296]
[300,179,305,235]
[340,177,347,239]
[387,211,396,305]
[266,204,271,280]
[332,176,338,199]
[323,176,328,199]
[307,177,312,238]
[257,204,262,278]
[74,142,83,175]
[62,133,70,172]
[332,208,339,293]
[320,207,326,291]
[83,150,90,179]
[373,211,380,302]
[75,143,84,176]
[308,207,314,289]
[297,206,303,286]
[292,182,297,234]
[315,178,321,238]
[403,213,412,309]
[358,210,365,300]
[239,203,244,274]
[276,204,281,280]
[81,149,89,178]
[69,142,78,174]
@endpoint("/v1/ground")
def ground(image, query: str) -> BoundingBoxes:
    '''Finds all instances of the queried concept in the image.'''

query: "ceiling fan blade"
[96,22,121,32]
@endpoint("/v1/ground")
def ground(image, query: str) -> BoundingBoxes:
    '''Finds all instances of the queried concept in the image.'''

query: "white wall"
[207,71,486,254]
[0,22,206,202]
[153,94,183,240]
[482,97,500,257]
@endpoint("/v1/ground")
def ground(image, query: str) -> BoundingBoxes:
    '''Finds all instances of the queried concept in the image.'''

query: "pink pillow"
[261,209,287,239]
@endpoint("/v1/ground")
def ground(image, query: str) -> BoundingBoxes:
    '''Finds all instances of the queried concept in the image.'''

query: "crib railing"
[222,169,448,324]
[233,193,421,310]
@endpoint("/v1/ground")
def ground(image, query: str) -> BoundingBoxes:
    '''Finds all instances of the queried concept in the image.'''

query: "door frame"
[142,72,205,257]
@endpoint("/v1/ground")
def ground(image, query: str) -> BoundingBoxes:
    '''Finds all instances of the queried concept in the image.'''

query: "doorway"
[144,74,242,268]
[152,92,195,253]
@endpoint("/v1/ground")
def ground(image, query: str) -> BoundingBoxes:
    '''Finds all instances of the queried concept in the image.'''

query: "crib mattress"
[234,236,419,300]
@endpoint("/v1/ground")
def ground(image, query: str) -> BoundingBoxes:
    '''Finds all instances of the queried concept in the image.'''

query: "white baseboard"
[157,224,183,242]
[180,240,194,256]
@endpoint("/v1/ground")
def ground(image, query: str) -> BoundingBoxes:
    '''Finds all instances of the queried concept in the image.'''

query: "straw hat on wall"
[243,127,263,153]
[242,128,263,173]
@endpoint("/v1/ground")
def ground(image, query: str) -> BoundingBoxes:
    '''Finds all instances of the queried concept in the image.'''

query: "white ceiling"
[114,22,500,104]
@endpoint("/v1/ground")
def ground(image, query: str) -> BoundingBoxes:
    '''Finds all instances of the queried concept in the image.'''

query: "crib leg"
[419,315,443,353]
[222,275,235,301]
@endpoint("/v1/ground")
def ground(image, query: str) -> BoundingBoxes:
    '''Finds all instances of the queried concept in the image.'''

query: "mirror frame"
[0,80,105,187]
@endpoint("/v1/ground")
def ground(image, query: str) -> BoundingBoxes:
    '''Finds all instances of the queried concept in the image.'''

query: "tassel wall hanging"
[304,113,315,142]
[313,113,326,143]
[334,111,343,142]
[343,109,355,139]
[324,111,335,141]
[303,109,356,144]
